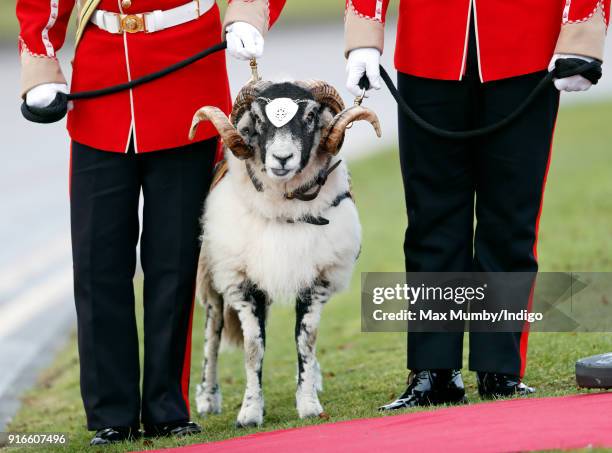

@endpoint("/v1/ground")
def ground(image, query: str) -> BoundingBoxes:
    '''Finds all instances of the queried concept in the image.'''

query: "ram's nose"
[273,153,294,168]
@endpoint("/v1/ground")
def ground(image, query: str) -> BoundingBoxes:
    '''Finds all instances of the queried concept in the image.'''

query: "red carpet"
[144,393,612,453]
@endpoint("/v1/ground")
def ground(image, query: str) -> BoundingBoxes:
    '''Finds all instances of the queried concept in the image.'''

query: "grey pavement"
[0,20,611,431]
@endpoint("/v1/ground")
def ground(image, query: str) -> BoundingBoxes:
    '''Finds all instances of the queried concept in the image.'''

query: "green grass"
[4,101,612,452]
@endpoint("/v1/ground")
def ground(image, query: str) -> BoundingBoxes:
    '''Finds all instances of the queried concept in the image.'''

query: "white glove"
[226,22,264,61]
[548,54,594,92]
[26,83,69,108]
[346,48,382,98]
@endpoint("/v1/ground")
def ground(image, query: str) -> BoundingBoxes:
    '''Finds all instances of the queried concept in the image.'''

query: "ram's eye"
[306,111,316,125]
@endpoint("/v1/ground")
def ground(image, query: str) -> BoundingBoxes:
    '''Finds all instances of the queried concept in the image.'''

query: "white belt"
[90,0,215,34]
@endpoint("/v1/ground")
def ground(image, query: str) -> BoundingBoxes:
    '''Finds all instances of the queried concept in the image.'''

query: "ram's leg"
[295,279,330,418]
[230,282,268,428]
[196,292,223,416]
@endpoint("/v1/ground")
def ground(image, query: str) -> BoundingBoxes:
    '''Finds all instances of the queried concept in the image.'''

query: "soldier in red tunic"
[16,0,285,445]
[345,0,609,408]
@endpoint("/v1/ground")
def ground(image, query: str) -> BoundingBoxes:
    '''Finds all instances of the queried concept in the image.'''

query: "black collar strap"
[284,159,343,202]
[245,159,343,200]
[286,191,353,226]
[287,215,330,226]
[244,158,348,226]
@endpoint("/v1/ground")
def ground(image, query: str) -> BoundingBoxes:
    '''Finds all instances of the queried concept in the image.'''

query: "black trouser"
[70,139,216,430]
[398,66,559,376]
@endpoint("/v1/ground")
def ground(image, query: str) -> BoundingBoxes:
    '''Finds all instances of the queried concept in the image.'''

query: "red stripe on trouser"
[519,118,558,378]
[520,282,537,378]
[181,289,196,415]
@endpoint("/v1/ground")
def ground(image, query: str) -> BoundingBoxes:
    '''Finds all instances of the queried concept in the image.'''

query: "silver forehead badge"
[262,97,303,128]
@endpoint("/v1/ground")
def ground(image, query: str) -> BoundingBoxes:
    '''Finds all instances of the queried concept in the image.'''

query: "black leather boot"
[90,427,141,446]
[477,372,535,399]
[379,369,467,411]
[143,421,202,438]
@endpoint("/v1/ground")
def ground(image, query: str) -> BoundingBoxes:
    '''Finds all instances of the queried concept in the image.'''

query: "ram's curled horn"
[319,105,382,155]
[189,106,253,160]
[299,80,345,115]
[230,80,272,124]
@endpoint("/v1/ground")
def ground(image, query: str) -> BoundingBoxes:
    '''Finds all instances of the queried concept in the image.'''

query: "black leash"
[369,58,602,140]
[22,42,602,140]
[68,41,228,100]
[21,41,228,124]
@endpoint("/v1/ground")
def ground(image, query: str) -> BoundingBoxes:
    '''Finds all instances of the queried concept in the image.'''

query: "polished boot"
[379,369,467,411]
[90,427,141,446]
[143,421,202,438]
[477,372,535,399]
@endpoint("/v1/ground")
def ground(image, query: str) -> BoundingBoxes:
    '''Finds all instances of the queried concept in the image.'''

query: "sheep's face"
[189,81,381,181]
[234,83,334,182]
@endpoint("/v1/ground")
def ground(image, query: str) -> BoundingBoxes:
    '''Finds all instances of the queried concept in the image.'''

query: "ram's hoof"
[195,384,222,416]
[296,395,324,419]
[234,420,261,429]
[235,403,264,428]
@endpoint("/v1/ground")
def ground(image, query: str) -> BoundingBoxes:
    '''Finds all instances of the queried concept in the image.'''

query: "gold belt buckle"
[120,14,146,33]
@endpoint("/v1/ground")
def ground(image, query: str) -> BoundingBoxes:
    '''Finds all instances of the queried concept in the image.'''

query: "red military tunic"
[17,0,286,153]
[345,0,610,82]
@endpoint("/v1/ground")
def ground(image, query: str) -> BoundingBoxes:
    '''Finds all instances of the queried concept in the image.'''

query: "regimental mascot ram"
[189,80,381,427]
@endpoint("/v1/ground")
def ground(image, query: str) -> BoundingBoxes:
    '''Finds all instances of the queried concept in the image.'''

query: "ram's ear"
[234,107,256,142]
[318,105,335,130]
